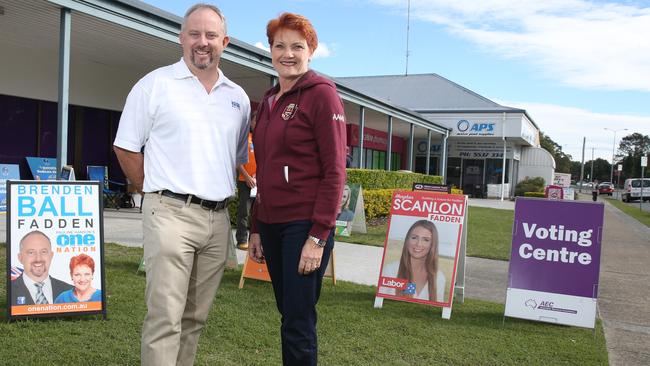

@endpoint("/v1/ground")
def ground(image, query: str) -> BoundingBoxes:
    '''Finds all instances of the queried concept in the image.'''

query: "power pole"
[590,147,594,183]
[579,137,585,193]
[405,0,411,75]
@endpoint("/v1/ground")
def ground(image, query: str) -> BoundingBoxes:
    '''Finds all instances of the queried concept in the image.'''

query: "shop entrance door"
[462,159,485,198]
[415,156,439,175]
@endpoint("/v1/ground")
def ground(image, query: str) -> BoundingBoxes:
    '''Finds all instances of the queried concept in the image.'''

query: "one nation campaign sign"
[6,181,106,320]
[375,190,467,317]
[505,198,604,328]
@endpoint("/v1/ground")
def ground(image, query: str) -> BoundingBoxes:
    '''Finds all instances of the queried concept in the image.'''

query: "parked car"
[597,182,614,196]
[575,181,594,188]
[621,178,650,202]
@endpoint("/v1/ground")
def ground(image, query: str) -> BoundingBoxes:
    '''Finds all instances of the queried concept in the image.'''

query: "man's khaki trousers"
[140,193,229,366]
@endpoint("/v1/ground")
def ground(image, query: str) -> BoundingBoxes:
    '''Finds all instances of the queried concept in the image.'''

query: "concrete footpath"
[1,197,649,364]
[597,198,650,365]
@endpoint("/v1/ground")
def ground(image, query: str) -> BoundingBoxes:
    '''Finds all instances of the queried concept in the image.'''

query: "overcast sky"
[146,0,650,162]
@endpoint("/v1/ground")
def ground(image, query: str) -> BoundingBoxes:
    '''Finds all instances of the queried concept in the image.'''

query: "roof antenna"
[405,0,411,76]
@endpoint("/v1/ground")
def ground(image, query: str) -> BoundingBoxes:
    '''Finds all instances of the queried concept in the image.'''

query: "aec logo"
[525,299,538,309]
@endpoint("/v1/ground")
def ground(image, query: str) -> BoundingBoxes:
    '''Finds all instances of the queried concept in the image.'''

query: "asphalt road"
[579,188,650,213]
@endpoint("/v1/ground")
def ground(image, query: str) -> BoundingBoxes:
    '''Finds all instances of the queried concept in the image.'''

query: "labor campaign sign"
[6,181,106,319]
[376,190,466,308]
[505,198,604,328]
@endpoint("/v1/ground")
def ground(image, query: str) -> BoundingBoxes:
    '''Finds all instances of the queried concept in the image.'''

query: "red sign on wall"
[347,124,405,152]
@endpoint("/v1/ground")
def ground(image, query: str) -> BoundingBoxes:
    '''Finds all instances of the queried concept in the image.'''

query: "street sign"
[617,164,622,171]
[642,156,648,167]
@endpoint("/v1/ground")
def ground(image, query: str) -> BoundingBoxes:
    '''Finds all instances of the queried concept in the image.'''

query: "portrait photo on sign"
[335,183,360,236]
[377,214,462,306]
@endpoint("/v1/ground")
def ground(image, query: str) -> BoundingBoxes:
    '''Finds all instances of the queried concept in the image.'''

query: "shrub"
[230,169,445,223]
[363,189,395,219]
[514,177,545,197]
[346,169,442,189]
[523,192,545,198]
[347,169,444,219]
[228,197,239,225]
[231,187,397,223]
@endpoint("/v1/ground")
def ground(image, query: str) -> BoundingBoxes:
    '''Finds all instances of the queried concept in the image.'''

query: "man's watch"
[308,235,327,248]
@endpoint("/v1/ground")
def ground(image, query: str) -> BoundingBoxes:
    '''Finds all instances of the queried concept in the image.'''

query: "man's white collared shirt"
[114,59,251,201]
[22,274,54,304]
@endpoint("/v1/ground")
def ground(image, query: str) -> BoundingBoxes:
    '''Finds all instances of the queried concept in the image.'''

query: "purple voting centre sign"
[505,198,604,328]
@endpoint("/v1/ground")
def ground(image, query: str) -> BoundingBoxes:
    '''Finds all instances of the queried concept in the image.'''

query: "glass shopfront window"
[485,158,509,184]
[359,148,401,171]
[0,93,123,181]
[462,159,485,198]
[415,156,439,175]
[391,152,401,171]
[447,157,461,189]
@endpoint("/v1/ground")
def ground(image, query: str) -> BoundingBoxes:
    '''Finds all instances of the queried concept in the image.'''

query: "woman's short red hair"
[69,254,95,274]
[267,12,318,51]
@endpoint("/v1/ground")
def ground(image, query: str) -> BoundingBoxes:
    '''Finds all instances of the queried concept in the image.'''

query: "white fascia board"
[47,0,276,75]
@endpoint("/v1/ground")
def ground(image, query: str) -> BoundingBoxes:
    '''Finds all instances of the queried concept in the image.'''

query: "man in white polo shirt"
[113,4,250,366]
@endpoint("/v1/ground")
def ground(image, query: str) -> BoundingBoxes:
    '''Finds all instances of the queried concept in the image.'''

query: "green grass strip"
[603,197,650,227]
[336,206,514,261]
[1,243,607,365]
[466,206,514,261]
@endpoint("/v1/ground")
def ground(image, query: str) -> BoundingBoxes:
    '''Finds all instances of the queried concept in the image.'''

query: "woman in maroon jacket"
[248,12,346,366]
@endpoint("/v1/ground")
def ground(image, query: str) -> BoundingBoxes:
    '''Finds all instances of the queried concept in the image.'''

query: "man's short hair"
[19,230,51,251]
[182,3,227,34]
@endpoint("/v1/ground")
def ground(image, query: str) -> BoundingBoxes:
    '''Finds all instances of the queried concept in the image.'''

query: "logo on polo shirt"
[282,103,297,120]
[231,101,241,110]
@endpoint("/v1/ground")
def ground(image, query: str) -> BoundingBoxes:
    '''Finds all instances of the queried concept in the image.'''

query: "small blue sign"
[1,164,20,212]
[25,157,58,180]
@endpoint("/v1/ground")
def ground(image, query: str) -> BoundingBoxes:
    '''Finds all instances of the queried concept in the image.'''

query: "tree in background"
[569,158,610,182]
[539,131,572,173]
[570,161,582,181]
[585,158,611,182]
[617,133,650,179]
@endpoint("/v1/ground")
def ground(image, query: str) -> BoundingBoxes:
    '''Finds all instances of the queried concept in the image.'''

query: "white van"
[622,178,650,202]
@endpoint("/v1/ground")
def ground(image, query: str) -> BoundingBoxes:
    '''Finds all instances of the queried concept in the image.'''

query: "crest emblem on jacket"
[282,103,297,121]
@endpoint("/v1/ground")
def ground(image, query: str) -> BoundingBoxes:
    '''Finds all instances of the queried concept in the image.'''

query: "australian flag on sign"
[403,282,416,295]
[11,266,24,281]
